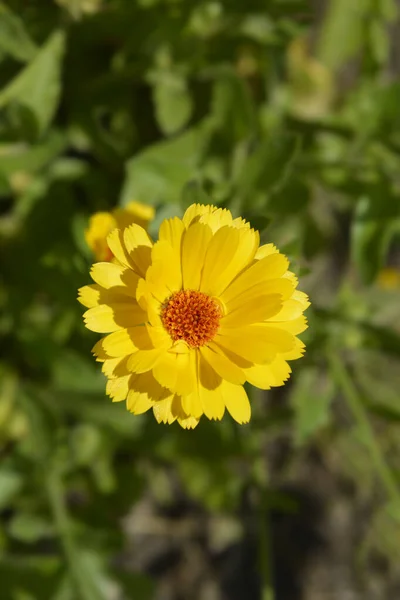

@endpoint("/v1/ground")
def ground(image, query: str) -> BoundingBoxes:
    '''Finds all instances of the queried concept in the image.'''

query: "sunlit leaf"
[0,3,37,62]
[0,31,65,137]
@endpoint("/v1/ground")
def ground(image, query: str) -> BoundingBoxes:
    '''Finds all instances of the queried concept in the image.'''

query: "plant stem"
[329,353,400,505]
[47,466,105,600]
[258,495,275,600]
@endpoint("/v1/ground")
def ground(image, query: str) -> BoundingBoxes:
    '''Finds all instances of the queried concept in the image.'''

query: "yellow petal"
[101,328,139,357]
[153,395,177,424]
[215,325,284,363]
[181,350,203,419]
[208,341,253,369]
[78,284,141,309]
[292,290,310,310]
[123,223,153,276]
[144,262,170,303]
[84,303,146,333]
[180,351,225,420]
[244,355,291,389]
[254,243,278,259]
[221,253,289,304]
[153,239,182,291]
[92,338,108,360]
[127,347,165,373]
[221,294,282,328]
[102,323,166,355]
[200,345,246,385]
[78,285,101,308]
[283,338,306,360]
[182,222,213,290]
[198,207,234,232]
[127,390,154,414]
[152,352,179,391]
[107,228,134,269]
[183,204,217,228]
[127,371,170,414]
[136,278,163,328]
[283,270,298,285]
[114,201,155,230]
[106,375,131,402]
[174,349,197,396]
[197,352,224,420]
[279,316,308,335]
[159,216,185,254]
[268,299,305,322]
[102,356,130,378]
[90,262,139,295]
[201,226,259,297]
[177,415,200,429]
[224,278,294,312]
[220,381,251,424]
[231,216,250,229]
[85,212,116,261]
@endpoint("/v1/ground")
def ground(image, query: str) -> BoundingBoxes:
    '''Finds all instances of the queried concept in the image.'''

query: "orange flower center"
[161,290,222,348]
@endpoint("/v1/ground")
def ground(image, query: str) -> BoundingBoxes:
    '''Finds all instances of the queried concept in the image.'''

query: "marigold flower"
[78,204,310,429]
[85,201,155,262]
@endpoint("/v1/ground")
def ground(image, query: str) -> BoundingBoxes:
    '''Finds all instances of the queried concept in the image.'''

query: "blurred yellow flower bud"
[85,201,155,262]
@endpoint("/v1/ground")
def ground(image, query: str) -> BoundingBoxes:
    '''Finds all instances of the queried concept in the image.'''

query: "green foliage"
[1,0,400,597]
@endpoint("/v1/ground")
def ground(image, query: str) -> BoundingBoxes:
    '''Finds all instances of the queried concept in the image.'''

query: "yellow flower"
[376,267,400,290]
[85,201,155,262]
[78,204,310,429]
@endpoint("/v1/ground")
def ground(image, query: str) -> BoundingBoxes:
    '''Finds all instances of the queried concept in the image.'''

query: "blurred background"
[1,0,400,598]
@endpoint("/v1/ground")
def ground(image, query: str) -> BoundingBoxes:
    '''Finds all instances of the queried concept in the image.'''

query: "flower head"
[79,204,310,429]
[85,201,155,262]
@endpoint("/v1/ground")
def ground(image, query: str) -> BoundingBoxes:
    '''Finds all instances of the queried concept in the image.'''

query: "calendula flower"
[78,204,309,429]
[85,201,155,262]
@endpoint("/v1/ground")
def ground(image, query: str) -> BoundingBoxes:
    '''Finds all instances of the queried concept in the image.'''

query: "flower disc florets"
[161,290,222,348]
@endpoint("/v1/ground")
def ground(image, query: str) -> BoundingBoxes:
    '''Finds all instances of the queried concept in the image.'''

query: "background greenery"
[1,0,400,598]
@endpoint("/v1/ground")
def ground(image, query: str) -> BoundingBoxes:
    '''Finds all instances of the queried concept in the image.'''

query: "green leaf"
[52,350,105,394]
[180,180,212,210]
[120,120,212,205]
[351,191,399,284]
[46,469,109,600]
[0,469,23,510]
[9,513,54,543]
[152,72,193,135]
[292,368,335,445]
[0,30,65,137]
[0,556,61,600]
[211,68,256,141]
[0,3,38,62]
[317,0,367,70]
[235,132,300,202]
[0,131,66,179]
[267,179,310,216]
